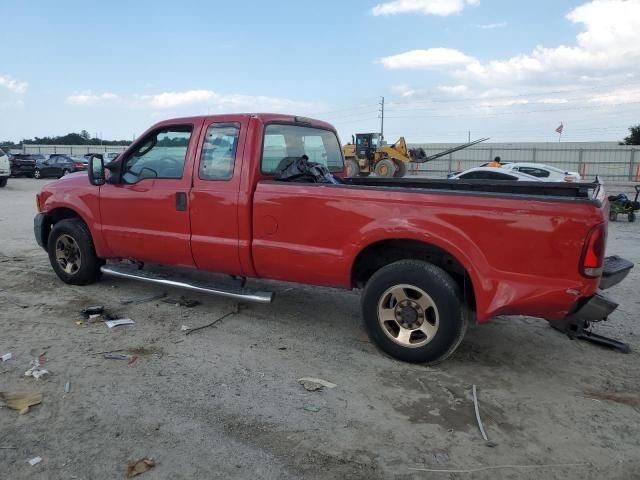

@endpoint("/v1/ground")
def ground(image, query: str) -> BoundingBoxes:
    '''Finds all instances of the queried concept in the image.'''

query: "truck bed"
[343,177,601,202]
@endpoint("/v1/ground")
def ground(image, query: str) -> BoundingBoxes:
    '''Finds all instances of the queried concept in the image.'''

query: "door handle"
[175,192,187,211]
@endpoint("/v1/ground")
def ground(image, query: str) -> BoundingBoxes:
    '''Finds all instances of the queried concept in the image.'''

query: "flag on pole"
[555,122,564,134]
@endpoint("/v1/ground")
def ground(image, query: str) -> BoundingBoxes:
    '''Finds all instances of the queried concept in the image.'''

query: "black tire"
[33,169,42,179]
[62,169,70,176]
[393,160,407,178]
[629,212,636,223]
[345,158,360,177]
[609,211,617,221]
[362,260,468,364]
[47,218,103,285]
[374,159,396,178]
[0,177,7,187]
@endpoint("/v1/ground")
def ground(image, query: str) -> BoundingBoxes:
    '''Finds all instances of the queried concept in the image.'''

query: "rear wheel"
[0,177,7,187]
[345,158,360,177]
[362,260,468,364]
[375,159,396,178]
[393,160,407,178]
[609,211,617,221]
[629,212,636,222]
[47,218,103,285]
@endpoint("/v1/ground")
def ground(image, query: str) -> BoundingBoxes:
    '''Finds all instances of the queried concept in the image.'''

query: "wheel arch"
[40,207,91,252]
[351,238,477,312]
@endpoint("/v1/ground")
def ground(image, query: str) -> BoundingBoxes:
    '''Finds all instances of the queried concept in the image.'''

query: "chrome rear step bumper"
[100,265,274,304]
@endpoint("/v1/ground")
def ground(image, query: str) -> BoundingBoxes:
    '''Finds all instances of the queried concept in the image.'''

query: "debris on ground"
[180,325,191,331]
[104,353,138,365]
[472,384,492,445]
[121,292,167,305]
[0,392,43,413]
[127,457,156,477]
[298,377,337,391]
[81,306,104,318]
[185,306,240,335]
[64,382,71,394]
[105,318,135,328]
[1,352,11,361]
[27,456,42,466]
[303,405,321,412]
[164,296,200,308]
[24,358,49,380]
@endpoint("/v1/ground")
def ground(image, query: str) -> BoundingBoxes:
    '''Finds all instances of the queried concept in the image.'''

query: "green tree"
[80,130,91,141]
[623,124,640,145]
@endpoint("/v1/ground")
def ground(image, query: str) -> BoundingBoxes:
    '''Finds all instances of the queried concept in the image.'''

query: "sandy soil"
[1,178,639,479]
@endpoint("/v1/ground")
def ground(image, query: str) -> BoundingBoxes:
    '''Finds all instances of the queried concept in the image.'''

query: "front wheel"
[47,218,103,285]
[62,169,70,176]
[362,260,467,364]
[33,169,42,179]
[629,212,636,222]
[375,159,396,178]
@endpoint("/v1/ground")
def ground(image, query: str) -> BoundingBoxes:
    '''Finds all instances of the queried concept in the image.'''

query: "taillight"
[36,193,42,212]
[580,224,606,277]
[74,162,84,168]
[564,175,576,182]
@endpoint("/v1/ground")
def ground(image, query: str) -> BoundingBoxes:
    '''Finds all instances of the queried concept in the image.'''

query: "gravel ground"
[1,178,639,479]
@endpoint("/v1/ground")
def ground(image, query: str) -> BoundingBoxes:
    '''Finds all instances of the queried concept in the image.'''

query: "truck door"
[189,120,245,275]
[99,123,200,267]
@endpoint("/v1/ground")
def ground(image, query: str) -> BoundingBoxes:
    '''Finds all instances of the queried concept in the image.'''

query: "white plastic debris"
[64,382,71,393]
[28,456,42,466]
[298,377,337,391]
[1,352,11,362]
[105,318,135,328]
[180,325,191,331]
[24,358,49,380]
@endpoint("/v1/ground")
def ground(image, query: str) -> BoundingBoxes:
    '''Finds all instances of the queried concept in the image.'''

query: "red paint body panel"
[37,113,607,325]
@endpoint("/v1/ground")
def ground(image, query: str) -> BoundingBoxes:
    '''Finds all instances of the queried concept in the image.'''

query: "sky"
[1,0,640,144]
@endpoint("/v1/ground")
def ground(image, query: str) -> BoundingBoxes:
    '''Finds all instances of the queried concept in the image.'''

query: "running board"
[100,265,274,304]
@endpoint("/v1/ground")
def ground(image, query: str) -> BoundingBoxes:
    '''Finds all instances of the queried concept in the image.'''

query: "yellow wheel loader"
[342,133,488,178]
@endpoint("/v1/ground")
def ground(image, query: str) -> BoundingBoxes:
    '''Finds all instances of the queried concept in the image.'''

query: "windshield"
[261,124,343,174]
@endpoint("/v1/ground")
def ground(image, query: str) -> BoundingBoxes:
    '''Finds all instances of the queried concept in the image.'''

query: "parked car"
[8,153,36,177]
[501,162,581,182]
[34,154,87,179]
[449,167,542,181]
[33,113,633,364]
[0,148,10,187]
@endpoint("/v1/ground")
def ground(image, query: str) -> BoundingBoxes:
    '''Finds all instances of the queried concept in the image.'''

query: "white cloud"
[0,75,28,94]
[379,48,476,69]
[66,91,119,106]
[436,84,469,95]
[588,87,640,105]
[477,21,507,29]
[372,0,479,16]
[144,89,318,112]
[378,0,640,90]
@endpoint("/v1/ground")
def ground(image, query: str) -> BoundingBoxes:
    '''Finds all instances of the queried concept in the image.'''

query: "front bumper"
[34,213,47,249]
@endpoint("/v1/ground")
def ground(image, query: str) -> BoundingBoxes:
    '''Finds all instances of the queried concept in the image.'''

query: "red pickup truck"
[34,113,633,363]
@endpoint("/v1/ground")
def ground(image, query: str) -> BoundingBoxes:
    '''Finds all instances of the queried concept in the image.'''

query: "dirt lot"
[1,178,639,479]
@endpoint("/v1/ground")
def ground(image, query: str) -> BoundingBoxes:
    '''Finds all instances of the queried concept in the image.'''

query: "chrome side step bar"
[100,265,274,304]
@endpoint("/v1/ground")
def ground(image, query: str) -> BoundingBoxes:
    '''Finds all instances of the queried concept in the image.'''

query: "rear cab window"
[261,124,343,175]
[199,123,240,181]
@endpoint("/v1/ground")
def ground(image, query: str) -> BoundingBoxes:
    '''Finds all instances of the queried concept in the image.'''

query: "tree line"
[1,130,130,151]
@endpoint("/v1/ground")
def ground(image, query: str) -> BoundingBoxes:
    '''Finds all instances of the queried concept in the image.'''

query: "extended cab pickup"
[34,114,633,363]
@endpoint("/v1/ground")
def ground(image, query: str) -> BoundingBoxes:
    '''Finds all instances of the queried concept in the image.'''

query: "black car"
[9,154,37,177]
[34,154,88,179]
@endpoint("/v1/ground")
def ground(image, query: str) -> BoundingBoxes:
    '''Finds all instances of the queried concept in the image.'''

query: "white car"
[450,167,542,182]
[501,162,581,182]
[0,148,10,187]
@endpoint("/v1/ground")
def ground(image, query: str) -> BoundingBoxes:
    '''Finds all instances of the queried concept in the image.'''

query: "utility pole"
[379,96,385,141]
[468,130,471,143]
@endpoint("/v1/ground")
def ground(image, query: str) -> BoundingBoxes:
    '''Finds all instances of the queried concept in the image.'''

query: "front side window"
[261,124,343,174]
[199,123,240,181]
[123,127,192,183]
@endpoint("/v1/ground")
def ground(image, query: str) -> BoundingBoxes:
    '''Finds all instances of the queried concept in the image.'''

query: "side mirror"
[88,155,105,186]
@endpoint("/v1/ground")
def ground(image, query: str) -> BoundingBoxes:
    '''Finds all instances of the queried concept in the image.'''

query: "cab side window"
[122,127,192,184]
[199,123,240,181]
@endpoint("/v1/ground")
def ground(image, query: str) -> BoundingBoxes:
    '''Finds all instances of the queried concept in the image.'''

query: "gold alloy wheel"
[55,234,82,275]
[377,284,440,348]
